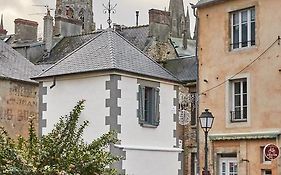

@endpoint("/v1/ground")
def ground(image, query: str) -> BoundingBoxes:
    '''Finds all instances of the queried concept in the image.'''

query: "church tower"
[54,0,94,36]
[169,0,191,39]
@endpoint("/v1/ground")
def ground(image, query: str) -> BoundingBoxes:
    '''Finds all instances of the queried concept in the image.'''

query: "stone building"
[0,40,40,138]
[196,0,281,174]
[54,0,95,36]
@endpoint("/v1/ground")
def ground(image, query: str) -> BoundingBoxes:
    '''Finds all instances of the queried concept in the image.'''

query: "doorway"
[219,158,238,175]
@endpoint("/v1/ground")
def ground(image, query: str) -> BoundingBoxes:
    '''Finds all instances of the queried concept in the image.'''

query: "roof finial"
[103,0,117,28]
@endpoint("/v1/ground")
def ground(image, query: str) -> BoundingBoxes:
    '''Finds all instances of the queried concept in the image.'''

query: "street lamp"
[199,109,214,175]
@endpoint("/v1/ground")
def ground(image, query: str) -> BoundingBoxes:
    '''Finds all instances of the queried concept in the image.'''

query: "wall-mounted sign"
[264,144,280,160]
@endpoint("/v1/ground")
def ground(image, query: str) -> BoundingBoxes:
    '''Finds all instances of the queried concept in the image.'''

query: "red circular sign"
[264,144,280,160]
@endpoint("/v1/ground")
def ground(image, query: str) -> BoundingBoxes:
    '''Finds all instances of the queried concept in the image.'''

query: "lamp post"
[199,109,214,175]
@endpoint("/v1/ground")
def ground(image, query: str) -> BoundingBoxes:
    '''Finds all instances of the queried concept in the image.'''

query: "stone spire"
[0,14,3,29]
[169,0,185,38]
[185,6,191,39]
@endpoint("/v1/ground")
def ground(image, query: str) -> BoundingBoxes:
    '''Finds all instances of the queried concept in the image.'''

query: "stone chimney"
[43,9,53,54]
[113,23,121,31]
[14,18,38,42]
[0,14,8,36]
[136,11,139,26]
[148,9,170,42]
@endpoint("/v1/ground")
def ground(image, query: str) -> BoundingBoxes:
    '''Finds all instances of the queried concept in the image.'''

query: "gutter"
[194,0,224,8]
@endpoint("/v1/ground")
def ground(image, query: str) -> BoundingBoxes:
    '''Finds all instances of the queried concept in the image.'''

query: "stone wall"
[0,79,38,138]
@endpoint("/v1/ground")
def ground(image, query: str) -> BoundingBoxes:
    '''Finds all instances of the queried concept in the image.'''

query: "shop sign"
[264,144,280,160]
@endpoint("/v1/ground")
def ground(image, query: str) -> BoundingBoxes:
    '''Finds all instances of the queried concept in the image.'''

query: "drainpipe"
[190,3,200,175]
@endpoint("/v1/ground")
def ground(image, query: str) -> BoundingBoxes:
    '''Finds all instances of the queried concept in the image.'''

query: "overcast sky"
[0,0,198,37]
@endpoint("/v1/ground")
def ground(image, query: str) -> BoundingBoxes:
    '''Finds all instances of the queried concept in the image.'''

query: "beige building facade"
[196,0,281,174]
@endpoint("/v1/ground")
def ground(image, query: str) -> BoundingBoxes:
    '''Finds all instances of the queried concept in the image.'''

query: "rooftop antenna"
[32,5,54,16]
[103,0,117,28]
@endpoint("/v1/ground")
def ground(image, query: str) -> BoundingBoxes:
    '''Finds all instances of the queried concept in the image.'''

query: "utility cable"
[199,36,280,96]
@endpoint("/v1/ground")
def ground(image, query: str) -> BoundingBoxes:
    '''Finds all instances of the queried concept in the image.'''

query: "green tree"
[0,100,120,175]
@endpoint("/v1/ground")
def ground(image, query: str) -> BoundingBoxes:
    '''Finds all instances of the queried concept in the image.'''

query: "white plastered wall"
[42,75,110,143]
[118,76,181,175]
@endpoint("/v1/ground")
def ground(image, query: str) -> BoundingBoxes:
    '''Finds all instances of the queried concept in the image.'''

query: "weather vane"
[103,0,117,28]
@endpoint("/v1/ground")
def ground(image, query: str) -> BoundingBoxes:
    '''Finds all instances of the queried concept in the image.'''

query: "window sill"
[230,120,248,123]
[229,45,257,53]
[140,123,158,128]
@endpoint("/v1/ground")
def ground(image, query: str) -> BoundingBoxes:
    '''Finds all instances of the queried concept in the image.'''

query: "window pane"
[222,162,226,172]
[233,26,239,48]
[243,81,247,93]
[243,94,247,106]
[235,107,241,119]
[243,107,247,119]
[251,22,256,45]
[235,95,241,107]
[242,23,248,47]
[241,11,248,23]
[233,13,239,25]
[251,8,255,21]
[234,82,241,94]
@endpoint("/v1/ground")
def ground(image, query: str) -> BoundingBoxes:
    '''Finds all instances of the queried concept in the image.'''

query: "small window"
[230,79,248,122]
[66,6,74,18]
[138,85,160,127]
[230,7,255,50]
[262,169,272,175]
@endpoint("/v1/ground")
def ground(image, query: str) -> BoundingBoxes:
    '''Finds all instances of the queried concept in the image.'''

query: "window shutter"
[138,85,145,124]
[153,88,160,126]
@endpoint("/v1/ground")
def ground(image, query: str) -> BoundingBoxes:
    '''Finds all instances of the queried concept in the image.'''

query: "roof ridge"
[63,30,103,38]
[111,30,181,82]
[35,31,105,77]
[121,24,149,30]
[107,30,117,68]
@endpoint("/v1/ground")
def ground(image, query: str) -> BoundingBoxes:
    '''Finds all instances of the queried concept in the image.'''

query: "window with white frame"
[230,79,248,122]
[262,169,272,175]
[230,7,255,50]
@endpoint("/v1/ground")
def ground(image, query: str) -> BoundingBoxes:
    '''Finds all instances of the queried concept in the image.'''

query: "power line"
[199,36,280,96]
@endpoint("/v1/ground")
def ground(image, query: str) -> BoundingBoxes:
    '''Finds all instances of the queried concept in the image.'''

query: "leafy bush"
[0,100,120,175]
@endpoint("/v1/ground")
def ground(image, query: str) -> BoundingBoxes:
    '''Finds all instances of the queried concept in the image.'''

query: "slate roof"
[34,29,179,82]
[170,37,196,57]
[0,41,40,83]
[37,31,102,64]
[195,0,224,8]
[164,56,197,83]
[118,25,150,51]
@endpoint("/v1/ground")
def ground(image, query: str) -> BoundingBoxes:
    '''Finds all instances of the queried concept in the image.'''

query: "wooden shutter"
[153,88,160,126]
[138,85,145,124]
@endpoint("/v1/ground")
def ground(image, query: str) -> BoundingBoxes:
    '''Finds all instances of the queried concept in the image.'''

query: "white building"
[33,29,183,175]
